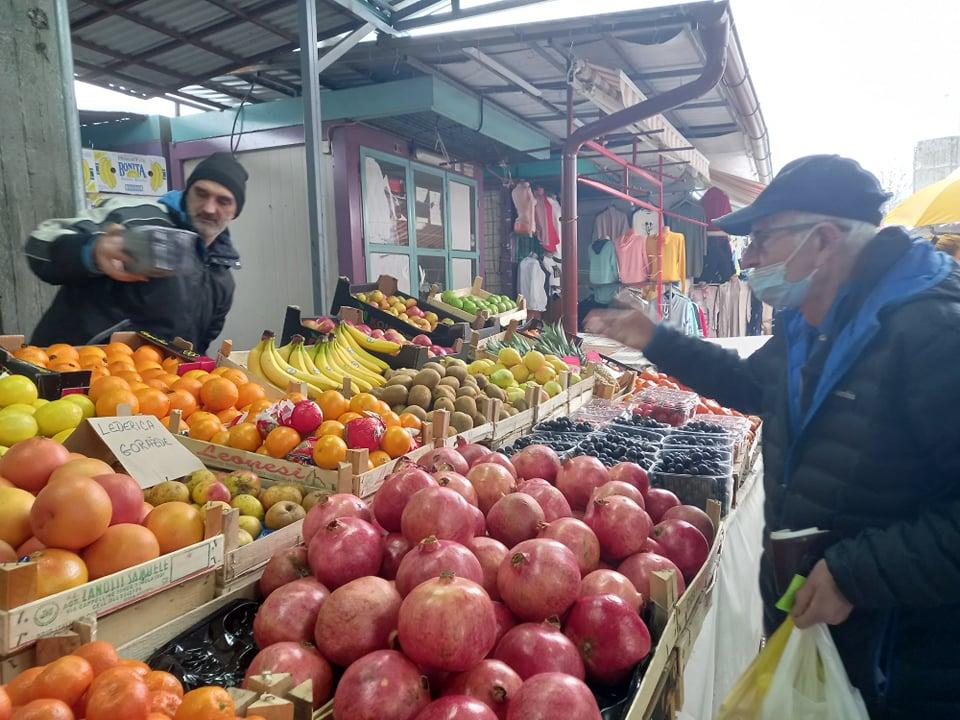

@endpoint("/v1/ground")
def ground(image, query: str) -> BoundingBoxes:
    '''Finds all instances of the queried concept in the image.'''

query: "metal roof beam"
[73,59,231,111]
[525,41,566,74]
[462,47,542,97]
[72,0,150,30]
[198,0,297,42]
[326,0,398,36]
[315,22,375,74]
[395,0,549,31]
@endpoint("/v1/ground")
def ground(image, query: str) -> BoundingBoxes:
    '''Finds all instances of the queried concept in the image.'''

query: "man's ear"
[813,223,846,267]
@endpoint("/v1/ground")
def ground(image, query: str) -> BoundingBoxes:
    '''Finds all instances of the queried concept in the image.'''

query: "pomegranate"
[433,471,479,506]
[536,518,600,576]
[398,573,497,672]
[556,457,609,510]
[313,576,401,667]
[345,415,386,451]
[259,546,310,597]
[288,400,324,436]
[443,660,521,720]
[303,493,372,544]
[373,464,437,532]
[418,447,470,476]
[564,594,651,684]
[381,533,413,580]
[644,488,681,523]
[650,519,709,581]
[583,496,652,560]
[396,537,484,597]
[414,697,498,720]
[663,504,716,544]
[455,439,492,468]
[244,642,333,708]
[333,649,430,720]
[496,539,580,621]
[608,462,650,497]
[590,480,645,508]
[493,622,585,680]
[484,453,517,479]
[401,487,475,545]
[253,577,329,647]
[617,552,685,601]
[491,602,517,649]
[466,464,516,515]
[517,479,571,521]
[510,445,561,483]
[505,673,601,720]
[307,517,384,589]
[642,537,664,554]
[486,493,544,548]
[469,504,487,537]
[466,537,509,600]
[579,570,642,611]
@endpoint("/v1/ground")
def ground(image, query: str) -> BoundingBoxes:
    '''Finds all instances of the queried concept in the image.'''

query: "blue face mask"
[747,229,818,309]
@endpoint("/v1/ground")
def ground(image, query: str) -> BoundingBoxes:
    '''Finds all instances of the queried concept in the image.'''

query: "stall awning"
[709,168,766,208]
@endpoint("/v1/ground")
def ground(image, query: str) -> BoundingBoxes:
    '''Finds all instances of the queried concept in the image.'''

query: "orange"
[317,420,345,438]
[149,690,181,718]
[285,392,308,404]
[85,674,150,720]
[200,378,239,412]
[381,426,414,458]
[188,417,223,442]
[32,476,113,550]
[80,357,108,370]
[166,390,197,420]
[108,359,137,374]
[144,502,203,554]
[135,360,163,374]
[226,423,261,452]
[82,524,160,580]
[210,367,229,377]
[0,687,8,720]
[47,344,79,363]
[349,392,380,414]
[105,342,134,357]
[243,399,272,417]
[181,370,209,382]
[255,445,270,455]
[369,450,392,467]
[5,666,45,706]
[144,672,183,699]
[116,660,151,676]
[15,346,50,367]
[30,655,94,706]
[78,346,107,361]
[263,426,300,458]
[30,549,88,598]
[173,687,234,720]
[135,388,171,419]
[186,410,219,426]
[140,367,167,380]
[161,357,180,374]
[145,378,171,392]
[161,373,181,387]
[132,345,163,366]
[51,360,82,372]
[89,367,110,383]
[216,408,242,426]
[312,435,347,469]
[129,381,150,394]
[171,377,202,400]
[73,641,119,677]
[114,370,143,385]
[381,411,401,428]
[96,388,139,417]
[376,400,392,417]
[337,411,361,425]
[234,383,266,409]
[9,699,74,720]
[218,368,248,387]
[210,430,230,445]
[399,413,423,430]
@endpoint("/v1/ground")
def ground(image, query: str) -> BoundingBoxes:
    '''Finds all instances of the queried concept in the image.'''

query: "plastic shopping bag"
[757,622,869,720]
[716,617,795,719]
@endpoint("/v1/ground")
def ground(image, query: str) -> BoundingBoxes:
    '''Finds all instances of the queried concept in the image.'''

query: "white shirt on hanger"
[518,255,548,311]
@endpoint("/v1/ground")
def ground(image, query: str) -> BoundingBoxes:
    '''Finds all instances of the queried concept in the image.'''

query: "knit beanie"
[185,152,248,217]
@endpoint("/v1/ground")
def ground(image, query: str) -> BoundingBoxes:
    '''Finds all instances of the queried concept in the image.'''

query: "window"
[361,148,480,294]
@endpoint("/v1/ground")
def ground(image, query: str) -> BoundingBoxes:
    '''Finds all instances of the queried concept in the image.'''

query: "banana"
[299,341,344,389]
[246,338,264,379]
[329,340,385,388]
[259,337,338,395]
[344,322,402,355]
[287,342,311,374]
[324,341,377,392]
[316,341,372,393]
[335,328,389,375]
[277,341,293,363]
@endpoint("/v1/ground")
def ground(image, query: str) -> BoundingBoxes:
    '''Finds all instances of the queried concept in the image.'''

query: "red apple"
[95,473,146,526]
[199,481,231,504]
[140,502,154,524]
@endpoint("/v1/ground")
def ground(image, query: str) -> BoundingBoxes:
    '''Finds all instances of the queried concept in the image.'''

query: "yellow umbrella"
[884,167,960,227]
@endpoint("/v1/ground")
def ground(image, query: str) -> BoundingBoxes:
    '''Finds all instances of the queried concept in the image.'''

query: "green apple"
[223,470,261,498]
[236,529,255,546]
[237,515,262,539]
[231,493,264,520]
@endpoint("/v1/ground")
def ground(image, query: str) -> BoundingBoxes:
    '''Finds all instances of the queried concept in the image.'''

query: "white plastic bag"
[759,622,870,720]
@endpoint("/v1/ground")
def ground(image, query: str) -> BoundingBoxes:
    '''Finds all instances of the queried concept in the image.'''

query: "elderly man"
[587,155,960,719]
[26,152,247,354]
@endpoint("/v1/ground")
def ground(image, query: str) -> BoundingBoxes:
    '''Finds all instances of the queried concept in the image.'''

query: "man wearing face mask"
[26,152,247,354]
[587,155,960,718]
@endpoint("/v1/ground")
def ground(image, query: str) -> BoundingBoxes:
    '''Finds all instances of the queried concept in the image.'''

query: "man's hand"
[93,225,147,282]
[792,559,853,628]
[584,308,657,351]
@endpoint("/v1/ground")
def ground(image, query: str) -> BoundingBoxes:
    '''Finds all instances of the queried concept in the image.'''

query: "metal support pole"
[657,154,664,320]
[299,0,330,313]
[53,0,84,212]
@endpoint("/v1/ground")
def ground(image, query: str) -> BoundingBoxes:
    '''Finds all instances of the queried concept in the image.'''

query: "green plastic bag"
[717,616,796,719]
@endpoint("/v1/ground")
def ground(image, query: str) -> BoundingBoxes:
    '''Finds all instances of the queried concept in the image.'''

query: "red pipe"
[560,5,730,333]
[584,140,663,188]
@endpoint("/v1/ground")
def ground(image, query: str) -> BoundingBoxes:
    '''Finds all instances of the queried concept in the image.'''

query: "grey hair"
[784,211,878,252]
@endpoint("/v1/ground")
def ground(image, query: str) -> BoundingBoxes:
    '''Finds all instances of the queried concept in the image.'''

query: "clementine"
[114,370,144,385]
[95,388,139,417]
[171,378,202,400]
[337,411,362,425]
[381,411,401,428]
[107,361,137,375]
[15,346,50,367]
[143,502,203,554]
[210,430,230,445]
[381,426,414,458]
[81,524,160,580]
[161,357,180,374]
[166,390,198,420]
[188,417,223,442]
[376,400,392,417]
[181,370,210,382]
[116,660,151,676]
[263,426,301,458]
[132,346,163,366]
[369,450,392,467]
[73,641,119,676]
[78,346,107,361]
[0,687,9,720]
[349,392,380,414]
[200,378,239,412]
[226,423,261,452]
[4,666,45,706]
[105,342,134,357]
[312,435,347,469]
[234,382,266,409]
[216,408,242,426]
[145,378,171,392]
[243,399,272,417]
[9,699,74,720]
[85,673,150,720]
[173,687,234,720]
[30,655,94,706]
[88,376,131,403]
[149,690,182,718]
[317,420,345,438]
[143,672,183,699]
[135,389,171,420]
[46,344,79,362]
[218,368,248,388]
[284,392,308,404]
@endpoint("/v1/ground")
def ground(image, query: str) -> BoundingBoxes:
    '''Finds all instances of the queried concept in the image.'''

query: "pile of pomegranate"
[246,440,714,720]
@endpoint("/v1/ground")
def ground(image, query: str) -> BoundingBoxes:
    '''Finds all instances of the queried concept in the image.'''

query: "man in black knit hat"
[26,152,249,353]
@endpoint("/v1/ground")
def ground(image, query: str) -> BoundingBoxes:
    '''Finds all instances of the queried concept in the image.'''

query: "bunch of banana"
[342,322,402,355]
[252,333,339,399]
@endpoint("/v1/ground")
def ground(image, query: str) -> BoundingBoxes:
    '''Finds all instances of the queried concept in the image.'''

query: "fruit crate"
[331,275,476,347]
[426,276,527,329]
[0,338,91,400]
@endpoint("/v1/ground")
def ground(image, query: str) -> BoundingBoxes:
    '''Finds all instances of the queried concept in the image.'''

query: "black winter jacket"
[25,191,239,354]
[645,228,960,719]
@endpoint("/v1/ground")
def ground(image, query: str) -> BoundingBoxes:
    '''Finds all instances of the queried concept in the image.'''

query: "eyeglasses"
[748,223,819,245]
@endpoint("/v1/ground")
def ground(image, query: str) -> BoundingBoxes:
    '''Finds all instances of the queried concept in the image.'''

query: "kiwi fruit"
[438,376,461,390]
[456,386,478,399]
[507,406,519,416]
[445,365,468,383]
[422,362,446,378]
[454,396,478,416]
[434,397,455,413]
[432,386,456,402]
[391,404,406,414]
[472,412,488,427]
[497,406,511,421]
[380,385,409,406]
[511,399,529,412]
[368,387,384,399]
[462,373,478,386]
[474,375,489,389]
[450,411,475,433]
[386,375,414,389]
[445,357,467,368]
[485,385,506,402]
[412,368,442,389]
[402,405,428,421]
[407,385,432,410]
[447,427,459,438]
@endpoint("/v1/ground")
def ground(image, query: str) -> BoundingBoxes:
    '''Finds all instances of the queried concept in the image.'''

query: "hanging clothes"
[518,254,548,312]
[670,197,707,280]
[697,234,736,283]
[589,239,620,305]
[701,186,732,231]
[512,182,536,235]
[534,189,560,253]
[613,229,650,283]
[646,230,687,290]
[632,208,659,236]
[593,205,629,241]
[364,157,400,245]
[546,196,562,252]
[541,253,561,298]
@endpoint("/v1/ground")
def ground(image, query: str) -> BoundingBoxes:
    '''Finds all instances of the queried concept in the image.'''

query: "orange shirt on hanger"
[645,230,687,291]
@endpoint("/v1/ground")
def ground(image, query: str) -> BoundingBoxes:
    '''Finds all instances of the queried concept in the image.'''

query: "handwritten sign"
[65,416,204,489]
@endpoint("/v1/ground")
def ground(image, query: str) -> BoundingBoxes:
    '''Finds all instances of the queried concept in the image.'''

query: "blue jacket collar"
[159,190,240,268]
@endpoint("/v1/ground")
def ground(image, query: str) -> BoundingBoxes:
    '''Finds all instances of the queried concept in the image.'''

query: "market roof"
[69,0,771,182]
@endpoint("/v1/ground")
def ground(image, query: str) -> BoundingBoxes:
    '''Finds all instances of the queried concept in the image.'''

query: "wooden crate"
[427,277,527,328]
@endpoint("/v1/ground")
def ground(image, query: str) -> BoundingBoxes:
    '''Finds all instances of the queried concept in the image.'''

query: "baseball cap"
[713,155,891,235]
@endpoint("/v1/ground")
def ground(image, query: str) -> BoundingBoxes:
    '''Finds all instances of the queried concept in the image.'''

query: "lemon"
[510,364,530,383]
[34,399,84,437]
[31,399,49,409]
[52,427,75,443]
[0,412,38,445]
[498,348,522,368]
[0,375,38,407]
[523,351,546,373]
[62,394,96,419]
[534,366,557,385]
[2,403,36,416]
[547,355,568,373]
[544,380,562,397]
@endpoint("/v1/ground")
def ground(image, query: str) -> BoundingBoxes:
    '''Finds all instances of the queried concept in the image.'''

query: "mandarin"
[199,378,239,412]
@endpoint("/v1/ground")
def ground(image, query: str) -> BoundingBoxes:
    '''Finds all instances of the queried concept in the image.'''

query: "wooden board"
[220,518,304,586]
